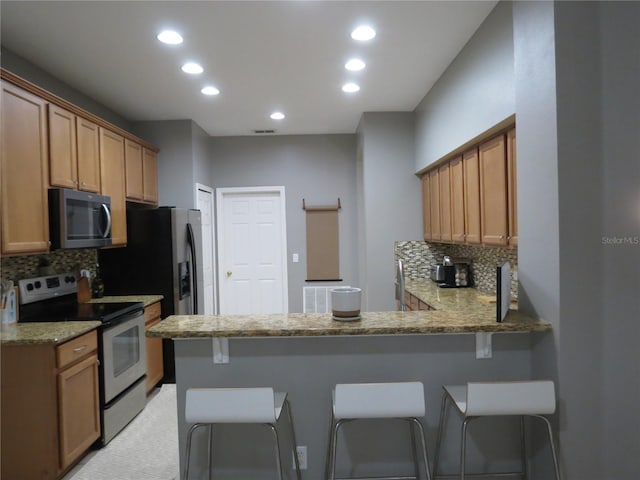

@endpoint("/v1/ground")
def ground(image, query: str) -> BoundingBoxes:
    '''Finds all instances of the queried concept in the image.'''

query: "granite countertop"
[0,321,101,346]
[403,278,514,311]
[89,295,163,308]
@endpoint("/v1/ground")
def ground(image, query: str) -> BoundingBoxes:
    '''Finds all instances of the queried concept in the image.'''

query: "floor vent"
[303,286,349,313]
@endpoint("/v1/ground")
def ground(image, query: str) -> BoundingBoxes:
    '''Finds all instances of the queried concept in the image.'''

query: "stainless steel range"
[18,273,147,446]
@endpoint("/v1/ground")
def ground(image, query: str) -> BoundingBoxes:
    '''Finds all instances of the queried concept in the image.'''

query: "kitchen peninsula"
[149,287,550,479]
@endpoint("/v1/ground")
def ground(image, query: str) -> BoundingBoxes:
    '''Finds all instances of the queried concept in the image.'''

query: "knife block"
[77,277,91,303]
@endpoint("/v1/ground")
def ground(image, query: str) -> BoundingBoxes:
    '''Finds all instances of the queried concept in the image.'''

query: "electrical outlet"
[293,445,307,470]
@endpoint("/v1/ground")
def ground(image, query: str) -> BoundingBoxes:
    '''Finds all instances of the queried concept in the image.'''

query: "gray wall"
[192,121,213,190]
[414,2,514,171]
[357,113,421,311]
[208,135,357,313]
[599,2,640,477]
[1,47,132,131]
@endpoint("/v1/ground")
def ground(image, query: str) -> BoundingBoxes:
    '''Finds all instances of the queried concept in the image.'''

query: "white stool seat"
[433,381,561,480]
[184,387,301,480]
[327,381,431,480]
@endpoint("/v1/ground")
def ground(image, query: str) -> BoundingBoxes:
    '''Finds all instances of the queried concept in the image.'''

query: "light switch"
[293,253,299,263]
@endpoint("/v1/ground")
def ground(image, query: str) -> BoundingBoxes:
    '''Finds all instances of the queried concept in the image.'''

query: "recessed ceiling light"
[201,86,220,96]
[345,59,366,71]
[270,112,285,120]
[342,83,360,93]
[157,30,183,45]
[351,25,376,41]
[181,62,203,74]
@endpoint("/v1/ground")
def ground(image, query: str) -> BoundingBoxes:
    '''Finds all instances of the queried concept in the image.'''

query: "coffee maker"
[440,258,473,288]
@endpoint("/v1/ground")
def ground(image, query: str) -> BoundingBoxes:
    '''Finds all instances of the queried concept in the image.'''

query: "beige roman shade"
[304,199,341,281]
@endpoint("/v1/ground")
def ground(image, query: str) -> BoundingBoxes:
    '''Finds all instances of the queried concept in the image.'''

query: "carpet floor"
[63,383,180,480]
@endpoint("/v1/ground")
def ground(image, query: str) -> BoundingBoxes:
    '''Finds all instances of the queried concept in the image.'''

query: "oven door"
[101,312,146,404]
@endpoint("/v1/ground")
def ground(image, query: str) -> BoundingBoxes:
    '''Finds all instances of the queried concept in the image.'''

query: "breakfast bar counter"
[148,309,549,339]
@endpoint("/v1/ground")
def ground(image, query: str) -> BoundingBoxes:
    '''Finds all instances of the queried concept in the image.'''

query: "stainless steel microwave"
[49,188,112,249]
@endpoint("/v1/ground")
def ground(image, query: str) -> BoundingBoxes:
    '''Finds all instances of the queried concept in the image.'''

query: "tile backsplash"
[1,249,98,283]
[394,241,518,299]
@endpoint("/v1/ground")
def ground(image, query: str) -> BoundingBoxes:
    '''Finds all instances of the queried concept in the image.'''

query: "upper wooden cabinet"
[422,174,431,241]
[421,128,516,248]
[49,106,101,194]
[125,139,144,201]
[449,156,465,243]
[76,117,101,193]
[507,128,518,246]
[429,169,441,242]
[100,128,127,246]
[125,142,158,205]
[48,104,78,189]
[142,148,158,204]
[1,81,50,255]
[463,148,482,244]
[479,134,508,246]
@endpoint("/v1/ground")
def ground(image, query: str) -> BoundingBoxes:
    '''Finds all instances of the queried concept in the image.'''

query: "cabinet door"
[125,140,144,201]
[1,82,50,255]
[76,117,101,193]
[463,148,481,244]
[57,354,100,471]
[421,174,431,241]
[142,148,158,204]
[48,104,78,189]
[479,135,508,246]
[145,302,164,393]
[429,169,441,242]
[450,156,465,243]
[100,128,127,245]
[507,128,518,246]
[439,162,452,243]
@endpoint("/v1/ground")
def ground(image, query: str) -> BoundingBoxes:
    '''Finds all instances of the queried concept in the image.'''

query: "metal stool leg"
[329,419,347,480]
[520,416,527,479]
[325,408,336,480]
[535,415,562,480]
[410,417,432,480]
[184,423,205,480]
[433,389,451,478]
[460,418,473,480]
[268,423,284,480]
[409,419,419,479]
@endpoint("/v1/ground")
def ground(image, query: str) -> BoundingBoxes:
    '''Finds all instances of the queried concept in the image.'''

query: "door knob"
[226,271,232,277]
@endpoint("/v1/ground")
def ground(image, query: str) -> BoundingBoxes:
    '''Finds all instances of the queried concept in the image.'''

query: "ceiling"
[1,1,497,137]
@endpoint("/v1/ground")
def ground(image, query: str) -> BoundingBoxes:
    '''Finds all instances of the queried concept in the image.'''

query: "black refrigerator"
[99,207,204,383]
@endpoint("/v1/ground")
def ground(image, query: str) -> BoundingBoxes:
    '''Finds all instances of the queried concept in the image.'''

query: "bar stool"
[184,387,302,480]
[326,381,432,480]
[432,381,561,480]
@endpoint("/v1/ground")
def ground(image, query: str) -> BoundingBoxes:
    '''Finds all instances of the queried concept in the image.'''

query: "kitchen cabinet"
[463,148,482,244]
[507,128,518,246]
[438,162,452,242]
[144,301,164,393]
[449,156,465,243]
[429,169,441,242]
[421,174,431,241]
[126,143,158,204]
[48,104,78,189]
[142,148,159,204]
[125,139,144,201]
[479,134,508,246]
[100,128,127,246]
[0,81,50,255]
[1,330,100,479]
[49,106,102,194]
[76,117,101,193]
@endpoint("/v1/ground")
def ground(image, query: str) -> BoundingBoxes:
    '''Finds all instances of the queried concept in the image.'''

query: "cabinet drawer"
[144,302,161,324]
[56,331,98,369]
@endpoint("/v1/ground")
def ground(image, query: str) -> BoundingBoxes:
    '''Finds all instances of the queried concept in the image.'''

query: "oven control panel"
[19,273,77,304]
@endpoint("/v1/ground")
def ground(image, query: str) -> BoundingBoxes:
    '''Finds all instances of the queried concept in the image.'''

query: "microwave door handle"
[101,203,112,238]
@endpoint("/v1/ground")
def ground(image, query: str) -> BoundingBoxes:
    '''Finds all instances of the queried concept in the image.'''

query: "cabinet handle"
[72,345,87,353]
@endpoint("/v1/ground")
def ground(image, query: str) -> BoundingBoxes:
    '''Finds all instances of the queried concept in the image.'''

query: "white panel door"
[196,184,215,314]
[217,187,288,314]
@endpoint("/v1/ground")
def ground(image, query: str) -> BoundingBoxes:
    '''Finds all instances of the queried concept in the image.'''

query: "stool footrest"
[336,476,422,480]
[434,472,524,479]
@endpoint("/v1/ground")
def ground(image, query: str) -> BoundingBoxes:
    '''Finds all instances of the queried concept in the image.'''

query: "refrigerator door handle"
[186,223,199,315]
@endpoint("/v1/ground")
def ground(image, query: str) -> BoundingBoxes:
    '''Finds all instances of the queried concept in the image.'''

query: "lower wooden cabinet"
[1,330,100,479]
[145,302,164,393]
